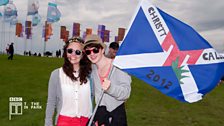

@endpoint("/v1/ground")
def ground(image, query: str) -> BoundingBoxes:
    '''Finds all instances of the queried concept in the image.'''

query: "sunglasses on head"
[67,48,82,55]
[67,37,84,44]
[85,48,100,55]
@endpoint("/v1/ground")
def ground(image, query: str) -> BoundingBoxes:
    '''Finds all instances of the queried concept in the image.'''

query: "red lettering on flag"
[162,32,203,67]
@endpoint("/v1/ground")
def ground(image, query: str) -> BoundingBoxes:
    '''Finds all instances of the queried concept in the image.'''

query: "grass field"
[0,54,224,126]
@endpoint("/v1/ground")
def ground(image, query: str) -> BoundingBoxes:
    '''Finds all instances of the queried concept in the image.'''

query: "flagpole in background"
[30,32,33,53]
[8,24,10,42]
[24,20,27,53]
[3,18,6,53]
[44,24,46,56]
[41,23,45,56]
[0,18,3,53]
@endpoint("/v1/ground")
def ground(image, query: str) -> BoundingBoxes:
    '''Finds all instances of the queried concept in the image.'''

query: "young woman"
[84,34,131,126]
[45,37,92,126]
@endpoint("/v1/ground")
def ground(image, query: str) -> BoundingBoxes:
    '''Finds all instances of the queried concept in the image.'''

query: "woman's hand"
[102,78,111,91]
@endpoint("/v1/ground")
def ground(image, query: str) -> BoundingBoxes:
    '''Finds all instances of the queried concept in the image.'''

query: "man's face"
[109,48,118,58]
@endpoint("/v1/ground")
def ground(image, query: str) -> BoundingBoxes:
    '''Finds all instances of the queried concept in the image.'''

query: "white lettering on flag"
[141,1,169,46]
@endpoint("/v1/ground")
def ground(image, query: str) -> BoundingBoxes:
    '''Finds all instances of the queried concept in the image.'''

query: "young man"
[106,42,119,59]
[84,34,131,126]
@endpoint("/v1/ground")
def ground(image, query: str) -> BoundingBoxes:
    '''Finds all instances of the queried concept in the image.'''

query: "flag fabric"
[72,23,80,37]
[44,21,53,41]
[97,25,105,42]
[0,0,8,6]
[42,25,45,38]
[15,22,22,37]
[32,13,41,26]
[25,21,32,39]
[104,30,110,42]
[63,30,69,42]
[27,0,39,15]
[20,24,24,37]
[86,28,92,35]
[0,12,2,17]
[114,36,118,42]
[3,1,17,22]
[10,15,17,25]
[60,26,69,42]
[117,28,125,41]
[47,2,61,23]
[82,31,86,39]
[113,0,224,103]
[60,26,66,39]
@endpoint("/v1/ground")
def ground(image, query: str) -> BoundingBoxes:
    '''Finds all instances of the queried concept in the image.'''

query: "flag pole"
[88,90,104,126]
[88,66,115,126]
[31,32,33,54]
[3,19,6,54]
[13,31,16,54]
[43,39,46,56]
[0,18,3,53]
[41,24,45,56]
[43,22,47,56]
[8,23,11,43]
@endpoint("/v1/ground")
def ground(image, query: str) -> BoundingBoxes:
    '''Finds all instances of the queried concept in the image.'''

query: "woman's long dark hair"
[62,38,92,84]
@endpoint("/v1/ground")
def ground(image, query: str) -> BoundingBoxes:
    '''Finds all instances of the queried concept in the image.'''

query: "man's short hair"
[109,42,119,50]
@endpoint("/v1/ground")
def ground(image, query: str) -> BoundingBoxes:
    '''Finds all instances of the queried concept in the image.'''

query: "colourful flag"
[113,0,224,103]
[10,15,17,25]
[0,0,8,6]
[47,2,61,23]
[25,21,32,39]
[63,30,69,42]
[44,21,53,41]
[86,28,92,35]
[114,36,118,42]
[82,31,86,39]
[60,26,66,39]
[104,30,110,42]
[3,1,17,22]
[27,0,39,15]
[117,28,125,41]
[15,22,22,37]
[97,25,105,42]
[32,13,41,26]
[72,23,80,37]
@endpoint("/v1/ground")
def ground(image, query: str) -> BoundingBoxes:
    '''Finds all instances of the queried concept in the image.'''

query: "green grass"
[0,54,224,126]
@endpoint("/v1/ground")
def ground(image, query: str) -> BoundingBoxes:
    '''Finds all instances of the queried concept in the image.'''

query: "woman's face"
[66,42,83,65]
[85,46,104,64]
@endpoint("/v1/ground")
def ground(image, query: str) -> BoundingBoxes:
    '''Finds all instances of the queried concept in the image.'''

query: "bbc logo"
[9,97,23,120]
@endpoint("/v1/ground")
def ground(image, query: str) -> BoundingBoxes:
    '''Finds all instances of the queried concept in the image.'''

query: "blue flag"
[113,0,224,103]
[27,0,39,15]
[10,15,17,25]
[3,1,17,23]
[47,2,61,23]
[32,13,41,26]
[0,0,8,6]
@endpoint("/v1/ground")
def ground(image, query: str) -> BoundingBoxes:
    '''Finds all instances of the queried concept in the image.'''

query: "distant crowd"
[21,41,120,58]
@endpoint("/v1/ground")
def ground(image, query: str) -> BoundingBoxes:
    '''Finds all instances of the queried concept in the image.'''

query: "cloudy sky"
[0,0,223,55]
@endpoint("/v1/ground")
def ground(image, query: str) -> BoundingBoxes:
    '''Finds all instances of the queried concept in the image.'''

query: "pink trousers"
[57,115,89,126]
